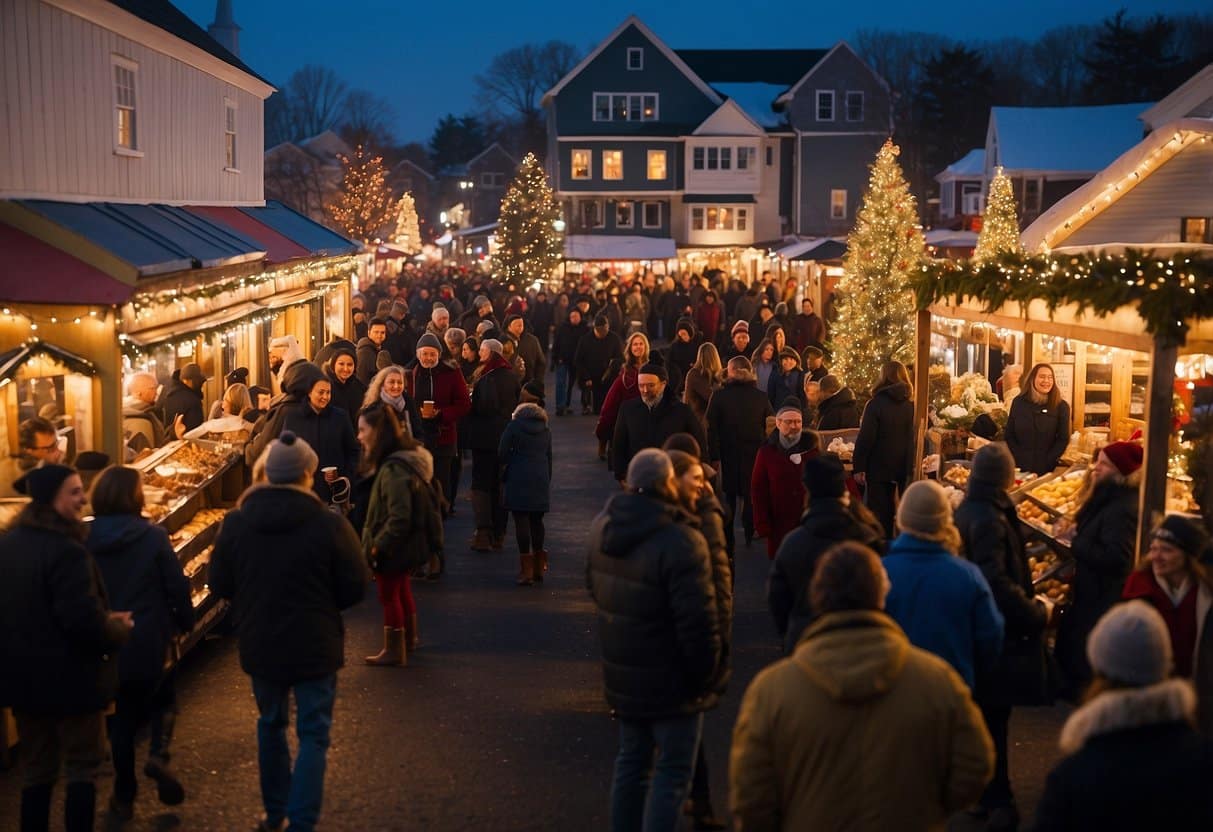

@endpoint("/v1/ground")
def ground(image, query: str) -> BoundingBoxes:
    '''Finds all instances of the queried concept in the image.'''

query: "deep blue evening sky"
[177,0,1209,145]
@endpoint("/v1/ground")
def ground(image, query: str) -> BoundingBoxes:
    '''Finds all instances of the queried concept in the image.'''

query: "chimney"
[208,0,241,57]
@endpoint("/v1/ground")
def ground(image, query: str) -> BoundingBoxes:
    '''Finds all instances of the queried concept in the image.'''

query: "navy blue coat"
[498,403,552,513]
[88,514,194,682]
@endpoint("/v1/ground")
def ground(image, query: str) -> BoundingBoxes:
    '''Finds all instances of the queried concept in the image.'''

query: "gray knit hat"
[416,332,443,353]
[473,295,492,311]
[627,448,672,492]
[476,319,495,337]
[481,338,503,355]
[262,431,318,485]
[1087,601,1172,686]
[971,442,1016,488]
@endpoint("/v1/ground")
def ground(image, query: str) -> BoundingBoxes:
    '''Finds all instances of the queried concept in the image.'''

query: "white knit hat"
[1087,601,1173,686]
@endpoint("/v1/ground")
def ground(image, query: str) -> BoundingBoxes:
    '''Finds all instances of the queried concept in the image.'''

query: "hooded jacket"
[361,446,441,575]
[815,386,861,431]
[750,430,817,558]
[246,360,328,467]
[208,485,367,683]
[586,492,721,719]
[706,377,775,496]
[499,402,552,513]
[853,381,915,482]
[468,353,521,451]
[356,335,386,385]
[730,611,994,831]
[123,395,167,454]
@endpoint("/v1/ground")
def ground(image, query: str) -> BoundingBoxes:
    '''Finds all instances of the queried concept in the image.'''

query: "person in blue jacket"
[883,479,1005,690]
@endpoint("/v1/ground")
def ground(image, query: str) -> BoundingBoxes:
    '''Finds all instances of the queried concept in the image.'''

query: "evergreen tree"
[391,192,421,253]
[493,153,563,285]
[328,145,395,243]
[1082,10,1181,102]
[830,139,926,401]
[973,168,1024,263]
[917,45,995,177]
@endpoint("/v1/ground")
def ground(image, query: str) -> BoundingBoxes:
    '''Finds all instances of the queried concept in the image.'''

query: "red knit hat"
[1100,441,1143,476]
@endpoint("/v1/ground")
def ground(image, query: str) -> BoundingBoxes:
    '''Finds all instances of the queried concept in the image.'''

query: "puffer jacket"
[499,403,552,513]
[706,378,774,496]
[586,492,721,719]
[815,387,861,431]
[361,447,442,575]
[853,381,916,483]
[468,354,521,451]
[692,491,732,694]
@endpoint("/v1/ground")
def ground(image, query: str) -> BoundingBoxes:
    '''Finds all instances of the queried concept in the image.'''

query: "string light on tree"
[973,167,1024,265]
[493,153,564,285]
[391,192,421,254]
[830,139,926,400]
[329,145,395,244]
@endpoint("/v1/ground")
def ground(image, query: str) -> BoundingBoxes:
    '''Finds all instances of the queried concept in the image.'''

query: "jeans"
[555,364,572,410]
[107,676,175,802]
[610,713,703,832]
[252,674,337,832]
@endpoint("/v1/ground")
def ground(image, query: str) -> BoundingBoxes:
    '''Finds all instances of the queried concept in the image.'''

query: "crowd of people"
[3,262,1213,832]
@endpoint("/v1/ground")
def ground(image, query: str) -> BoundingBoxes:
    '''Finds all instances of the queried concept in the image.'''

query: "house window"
[616,201,634,228]
[816,90,835,121]
[737,208,748,231]
[1023,178,1042,214]
[571,149,591,180]
[112,56,139,152]
[693,147,705,170]
[845,91,864,122]
[1181,217,1210,243]
[737,147,755,170]
[481,172,506,188]
[603,150,623,180]
[961,183,983,215]
[224,99,238,170]
[580,200,604,229]
[692,207,705,231]
[642,202,662,228]
[647,150,667,180]
[593,93,659,122]
[691,205,746,231]
[720,147,732,170]
[830,189,847,220]
[707,148,719,170]
[627,48,644,70]
[765,146,774,166]
[594,94,611,121]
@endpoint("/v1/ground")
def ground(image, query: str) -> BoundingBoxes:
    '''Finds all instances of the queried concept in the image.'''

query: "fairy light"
[494,152,564,285]
[973,167,1023,265]
[328,145,395,244]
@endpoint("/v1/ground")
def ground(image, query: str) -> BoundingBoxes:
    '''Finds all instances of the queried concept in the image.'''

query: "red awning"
[186,205,311,264]
[0,222,134,304]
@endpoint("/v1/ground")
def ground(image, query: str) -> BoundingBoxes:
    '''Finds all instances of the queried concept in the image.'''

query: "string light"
[973,168,1023,265]
[328,145,395,244]
[391,192,421,254]
[494,152,564,284]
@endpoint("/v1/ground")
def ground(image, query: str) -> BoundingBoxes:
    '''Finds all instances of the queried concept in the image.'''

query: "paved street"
[1,393,1069,831]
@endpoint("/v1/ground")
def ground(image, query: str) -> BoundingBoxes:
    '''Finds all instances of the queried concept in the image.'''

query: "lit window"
[591,93,659,122]
[846,91,864,122]
[642,95,657,120]
[603,150,623,180]
[830,189,847,219]
[616,201,634,228]
[817,90,835,121]
[113,57,138,151]
[224,100,238,169]
[647,150,667,180]
[571,149,591,180]
[642,202,662,228]
[627,48,644,70]
[1181,217,1210,243]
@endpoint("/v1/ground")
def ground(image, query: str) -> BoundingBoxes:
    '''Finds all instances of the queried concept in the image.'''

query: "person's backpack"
[388,453,446,560]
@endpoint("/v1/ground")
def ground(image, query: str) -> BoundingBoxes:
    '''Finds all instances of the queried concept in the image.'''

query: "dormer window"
[627,48,644,70]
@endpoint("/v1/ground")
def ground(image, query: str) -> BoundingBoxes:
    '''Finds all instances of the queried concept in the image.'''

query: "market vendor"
[0,416,64,498]
[1004,362,1071,475]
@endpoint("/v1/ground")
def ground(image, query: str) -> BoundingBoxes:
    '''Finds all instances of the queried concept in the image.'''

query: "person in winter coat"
[358,404,441,665]
[750,407,818,559]
[666,317,702,392]
[884,480,1005,690]
[528,290,555,351]
[1034,601,1213,831]
[853,360,916,539]
[767,453,885,653]
[611,363,706,486]
[160,362,207,434]
[499,385,553,585]
[468,339,521,551]
[682,342,723,431]
[278,376,360,505]
[324,343,366,431]
[706,356,774,547]
[575,316,624,416]
[208,432,366,832]
[953,443,1050,829]
[1122,514,1213,736]
[552,308,589,415]
[789,297,825,354]
[363,364,422,439]
[694,291,723,344]
[356,317,389,385]
[459,336,480,383]
[719,320,751,364]
[505,315,547,385]
[586,449,722,832]
[1004,362,1071,475]
[1055,441,1143,698]
[87,466,194,821]
[245,360,329,469]
[595,332,651,461]
[409,332,471,522]
[802,345,828,383]
[814,373,861,430]
[731,542,994,832]
[0,464,133,832]
[749,339,777,393]
[766,348,806,411]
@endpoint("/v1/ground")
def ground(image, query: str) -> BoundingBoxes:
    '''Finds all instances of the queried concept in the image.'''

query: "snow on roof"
[937,149,985,180]
[710,83,789,129]
[991,103,1151,173]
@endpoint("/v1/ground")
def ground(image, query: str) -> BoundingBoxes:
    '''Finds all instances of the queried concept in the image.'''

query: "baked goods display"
[183,545,213,581]
[1029,551,1061,583]
[1016,500,1060,534]
[1036,577,1071,604]
[170,508,228,548]
[1024,471,1085,515]
[825,436,855,460]
[943,465,971,488]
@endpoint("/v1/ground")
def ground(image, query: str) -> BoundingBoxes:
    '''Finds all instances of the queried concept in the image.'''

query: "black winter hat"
[14,463,76,504]
[803,452,846,498]
[1152,514,1212,559]
[970,442,1015,487]
[638,362,668,382]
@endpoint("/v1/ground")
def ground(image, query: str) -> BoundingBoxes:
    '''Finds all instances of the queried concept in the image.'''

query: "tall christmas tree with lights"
[973,167,1024,264]
[391,192,421,253]
[830,139,926,401]
[494,153,564,285]
[329,145,395,244]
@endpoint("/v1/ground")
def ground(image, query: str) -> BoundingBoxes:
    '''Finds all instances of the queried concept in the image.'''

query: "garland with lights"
[493,152,564,284]
[129,256,361,312]
[913,250,1213,347]
[973,167,1023,265]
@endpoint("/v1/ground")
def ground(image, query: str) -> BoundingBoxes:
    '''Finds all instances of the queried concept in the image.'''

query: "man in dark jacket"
[815,374,861,430]
[356,317,389,384]
[552,308,589,415]
[574,316,623,415]
[852,374,916,539]
[586,449,721,832]
[209,433,367,832]
[527,290,555,353]
[767,453,886,652]
[790,298,825,353]
[611,364,706,486]
[0,464,133,831]
[468,340,521,550]
[160,363,207,434]
[706,357,775,546]
[506,315,547,384]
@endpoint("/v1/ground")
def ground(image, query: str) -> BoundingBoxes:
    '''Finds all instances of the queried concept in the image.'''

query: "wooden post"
[1137,337,1179,561]
[913,308,932,481]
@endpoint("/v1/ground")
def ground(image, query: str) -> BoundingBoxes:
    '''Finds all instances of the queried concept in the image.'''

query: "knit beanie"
[505,314,524,329]
[1087,601,1172,686]
[262,431,318,485]
[897,480,958,549]
[803,453,846,498]
[416,332,443,353]
[1152,514,1212,559]
[14,463,76,505]
[778,347,801,366]
[626,448,672,492]
[476,320,495,337]
[731,320,749,336]
[473,295,492,311]
[638,362,668,382]
[676,317,695,337]
[970,442,1016,488]
[1100,441,1144,477]
[481,338,503,355]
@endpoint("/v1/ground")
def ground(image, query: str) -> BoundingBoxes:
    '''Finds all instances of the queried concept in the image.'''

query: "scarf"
[381,389,412,435]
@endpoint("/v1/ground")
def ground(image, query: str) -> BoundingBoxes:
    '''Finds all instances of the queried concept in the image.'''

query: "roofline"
[541,15,723,107]
[1139,63,1213,129]
[393,159,435,180]
[44,0,275,98]
[1022,119,1213,251]
[775,41,889,106]
[934,171,984,183]
[464,142,517,168]
[692,99,765,136]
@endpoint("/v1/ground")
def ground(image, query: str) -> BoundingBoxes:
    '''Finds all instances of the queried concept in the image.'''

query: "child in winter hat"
[896,479,962,553]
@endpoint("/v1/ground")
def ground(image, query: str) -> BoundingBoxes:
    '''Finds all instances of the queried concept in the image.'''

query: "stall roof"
[0,222,134,304]
[238,201,362,257]
[16,200,266,276]
[564,235,677,261]
[0,339,97,382]
[186,206,310,263]
[789,239,847,262]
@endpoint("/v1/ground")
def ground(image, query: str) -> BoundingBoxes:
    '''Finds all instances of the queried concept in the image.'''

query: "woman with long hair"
[325,344,366,430]
[358,403,440,666]
[459,336,481,383]
[363,364,420,439]
[498,384,553,585]
[595,332,652,463]
[1004,362,1071,475]
[684,342,724,429]
[852,360,916,539]
[750,338,777,398]
[184,382,254,441]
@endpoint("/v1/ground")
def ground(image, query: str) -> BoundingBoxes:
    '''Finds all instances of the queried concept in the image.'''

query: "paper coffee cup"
[423,400,435,407]
[321,466,337,474]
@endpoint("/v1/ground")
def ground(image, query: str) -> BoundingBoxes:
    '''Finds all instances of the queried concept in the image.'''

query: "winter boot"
[516,554,535,585]
[144,709,185,806]
[364,627,405,666]
[404,613,420,653]
[533,549,548,583]
[64,782,96,832]
[470,528,494,551]
[20,783,53,831]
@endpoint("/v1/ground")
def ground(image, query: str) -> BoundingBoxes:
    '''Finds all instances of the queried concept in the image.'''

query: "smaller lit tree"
[493,153,564,284]
[973,167,1024,264]
[392,192,421,253]
[328,145,395,243]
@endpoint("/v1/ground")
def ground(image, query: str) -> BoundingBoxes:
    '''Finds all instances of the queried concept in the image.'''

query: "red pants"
[376,572,416,628]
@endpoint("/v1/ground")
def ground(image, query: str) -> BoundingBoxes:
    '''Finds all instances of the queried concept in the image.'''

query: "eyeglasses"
[29,442,58,451]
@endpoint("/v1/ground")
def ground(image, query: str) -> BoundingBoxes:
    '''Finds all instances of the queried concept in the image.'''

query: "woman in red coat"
[751,406,819,558]
[695,291,723,342]
[594,333,650,463]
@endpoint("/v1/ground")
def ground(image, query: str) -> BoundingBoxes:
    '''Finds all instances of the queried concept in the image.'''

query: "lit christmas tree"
[973,167,1024,264]
[328,145,395,243]
[493,153,564,285]
[830,139,926,401]
[391,192,421,253]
